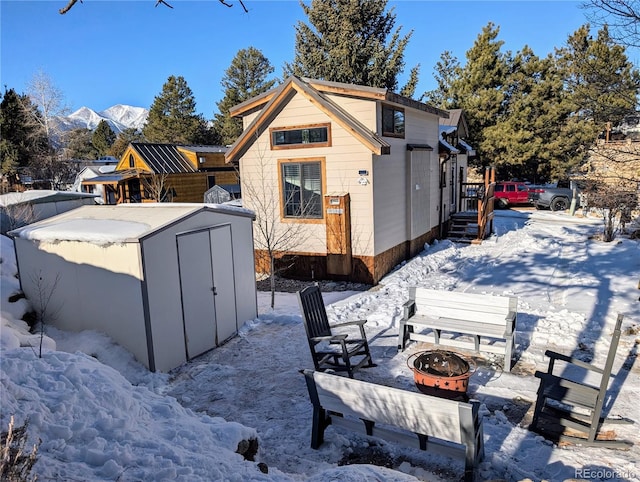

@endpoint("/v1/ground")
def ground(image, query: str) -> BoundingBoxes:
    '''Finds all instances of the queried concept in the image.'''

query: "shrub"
[0,416,39,481]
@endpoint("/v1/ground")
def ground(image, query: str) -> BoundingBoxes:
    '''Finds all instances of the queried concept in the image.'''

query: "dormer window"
[382,105,405,138]
[270,123,331,150]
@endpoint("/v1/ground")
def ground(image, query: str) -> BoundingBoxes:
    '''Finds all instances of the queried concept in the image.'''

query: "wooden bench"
[398,287,518,371]
[302,370,484,481]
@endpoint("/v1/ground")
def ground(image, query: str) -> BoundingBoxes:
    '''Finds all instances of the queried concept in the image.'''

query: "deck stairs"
[447,212,480,244]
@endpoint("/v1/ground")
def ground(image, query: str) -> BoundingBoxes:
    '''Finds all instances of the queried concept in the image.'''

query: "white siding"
[14,238,149,367]
[142,211,257,372]
[13,206,257,372]
[240,91,377,256]
[372,105,442,254]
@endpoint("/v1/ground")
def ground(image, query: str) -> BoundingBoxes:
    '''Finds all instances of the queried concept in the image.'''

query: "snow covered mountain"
[54,104,148,134]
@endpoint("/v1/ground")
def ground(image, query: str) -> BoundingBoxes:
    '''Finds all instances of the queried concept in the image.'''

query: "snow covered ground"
[1,209,639,481]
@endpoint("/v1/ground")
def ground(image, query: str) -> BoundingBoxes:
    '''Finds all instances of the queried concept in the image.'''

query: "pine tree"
[66,128,99,160]
[422,51,460,108]
[143,75,208,144]
[449,23,510,168]
[483,48,569,181]
[213,47,277,146]
[92,120,116,156]
[110,128,145,160]
[286,0,418,92]
[557,24,640,128]
[0,88,48,179]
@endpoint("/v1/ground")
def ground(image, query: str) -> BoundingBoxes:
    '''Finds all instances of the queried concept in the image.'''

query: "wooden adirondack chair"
[530,313,634,448]
[297,285,375,378]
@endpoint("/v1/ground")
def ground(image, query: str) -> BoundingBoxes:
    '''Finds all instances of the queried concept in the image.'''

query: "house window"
[207,175,216,189]
[270,124,331,149]
[129,154,135,168]
[199,156,206,164]
[382,105,405,137]
[280,160,323,219]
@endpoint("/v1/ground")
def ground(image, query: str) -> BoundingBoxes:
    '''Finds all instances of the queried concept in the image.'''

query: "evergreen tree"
[109,128,145,160]
[483,48,569,181]
[545,25,640,179]
[66,128,99,160]
[143,75,208,144]
[557,24,639,128]
[0,87,48,179]
[449,23,510,169]
[422,51,460,108]
[92,120,116,156]
[286,0,418,92]
[213,47,277,146]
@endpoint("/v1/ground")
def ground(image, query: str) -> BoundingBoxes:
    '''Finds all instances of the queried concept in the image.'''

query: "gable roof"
[226,77,449,163]
[9,204,255,245]
[129,143,197,174]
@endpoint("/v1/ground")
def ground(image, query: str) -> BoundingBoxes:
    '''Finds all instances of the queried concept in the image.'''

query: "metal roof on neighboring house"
[179,145,228,154]
[130,143,197,174]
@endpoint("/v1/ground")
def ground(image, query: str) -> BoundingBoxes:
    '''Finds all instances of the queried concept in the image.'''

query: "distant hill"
[54,104,149,134]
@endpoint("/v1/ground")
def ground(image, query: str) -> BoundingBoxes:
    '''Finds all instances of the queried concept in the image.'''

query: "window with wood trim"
[129,154,135,168]
[271,124,330,149]
[281,160,323,219]
[382,105,405,137]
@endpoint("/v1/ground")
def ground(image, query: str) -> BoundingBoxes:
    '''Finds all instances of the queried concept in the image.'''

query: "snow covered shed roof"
[0,190,98,207]
[9,203,255,246]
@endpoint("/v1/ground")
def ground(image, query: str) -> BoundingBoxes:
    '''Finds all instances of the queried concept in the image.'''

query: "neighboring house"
[10,203,258,372]
[0,190,98,234]
[83,143,239,204]
[439,108,476,218]
[226,76,472,284]
[72,165,117,203]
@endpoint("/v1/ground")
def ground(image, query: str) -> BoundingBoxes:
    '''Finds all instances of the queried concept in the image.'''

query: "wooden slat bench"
[302,369,484,482]
[398,287,518,371]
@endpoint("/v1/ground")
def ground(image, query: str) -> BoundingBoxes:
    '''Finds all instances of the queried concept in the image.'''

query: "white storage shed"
[10,203,257,372]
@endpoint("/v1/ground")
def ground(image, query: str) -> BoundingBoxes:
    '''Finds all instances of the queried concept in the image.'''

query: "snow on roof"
[10,203,255,244]
[439,125,457,135]
[0,190,97,207]
[459,139,474,152]
[439,138,460,154]
[15,219,151,246]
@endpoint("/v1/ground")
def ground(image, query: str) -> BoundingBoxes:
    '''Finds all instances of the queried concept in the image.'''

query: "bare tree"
[25,70,69,143]
[582,180,638,241]
[29,271,62,358]
[241,141,313,309]
[580,141,640,240]
[59,0,248,14]
[583,0,640,47]
[141,173,174,202]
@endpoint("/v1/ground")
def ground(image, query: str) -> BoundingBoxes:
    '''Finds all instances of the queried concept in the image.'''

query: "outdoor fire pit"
[407,350,473,400]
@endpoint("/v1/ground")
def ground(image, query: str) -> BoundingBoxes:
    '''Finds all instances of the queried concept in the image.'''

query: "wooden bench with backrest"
[302,369,484,482]
[398,287,518,371]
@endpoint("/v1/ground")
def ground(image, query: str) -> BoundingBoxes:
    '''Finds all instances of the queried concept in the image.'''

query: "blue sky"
[1,1,591,118]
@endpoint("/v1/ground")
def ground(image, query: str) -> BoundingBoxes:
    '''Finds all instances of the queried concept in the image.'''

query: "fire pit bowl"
[407,350,473,399]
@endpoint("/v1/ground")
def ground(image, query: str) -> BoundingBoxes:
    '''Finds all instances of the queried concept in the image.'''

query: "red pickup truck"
[493,181,532,208]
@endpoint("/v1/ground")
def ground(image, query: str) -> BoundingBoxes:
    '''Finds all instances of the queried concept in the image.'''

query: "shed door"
[210,225,237,343]
[177,225,237,360]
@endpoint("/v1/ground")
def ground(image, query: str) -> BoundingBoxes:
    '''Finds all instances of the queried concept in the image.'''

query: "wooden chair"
[530,313,634,448]
[297,285,375,378]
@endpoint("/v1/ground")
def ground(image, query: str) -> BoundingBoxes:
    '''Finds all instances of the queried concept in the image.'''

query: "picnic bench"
[302,369,484,482]
[398,287,518,371]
